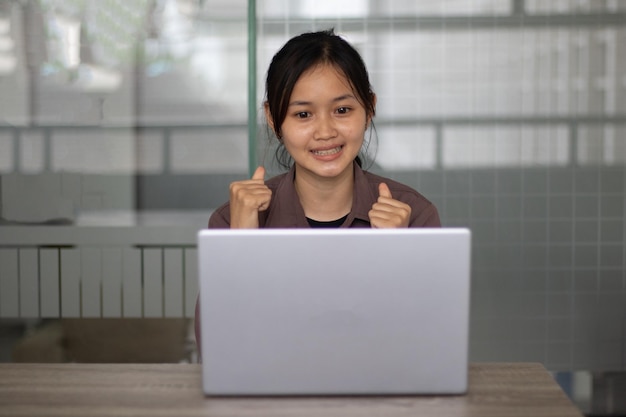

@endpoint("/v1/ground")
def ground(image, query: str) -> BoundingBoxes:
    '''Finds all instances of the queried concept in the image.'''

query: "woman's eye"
[337,107,350,114]
[296,112,309,119]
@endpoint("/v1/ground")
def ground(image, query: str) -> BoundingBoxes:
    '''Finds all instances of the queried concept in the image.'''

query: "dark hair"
[265,29,377,169]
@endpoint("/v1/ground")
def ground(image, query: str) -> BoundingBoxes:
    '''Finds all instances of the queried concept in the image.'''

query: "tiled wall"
[424,165,625,370]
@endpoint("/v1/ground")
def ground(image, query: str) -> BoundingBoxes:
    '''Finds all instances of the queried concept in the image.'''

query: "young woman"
[209,29,440,229]
[195,30,440,351]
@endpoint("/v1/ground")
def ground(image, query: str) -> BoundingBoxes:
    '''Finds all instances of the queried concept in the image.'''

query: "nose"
[313,113,338,140]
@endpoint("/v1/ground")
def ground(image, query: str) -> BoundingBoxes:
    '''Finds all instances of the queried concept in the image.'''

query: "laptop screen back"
[197,228,471,396]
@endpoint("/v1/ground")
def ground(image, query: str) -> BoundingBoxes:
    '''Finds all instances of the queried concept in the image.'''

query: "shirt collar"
[265,162,377,227]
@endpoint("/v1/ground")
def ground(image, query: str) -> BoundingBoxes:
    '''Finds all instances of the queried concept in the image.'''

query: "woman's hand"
[229,166,272,228]
[368,183,411,228]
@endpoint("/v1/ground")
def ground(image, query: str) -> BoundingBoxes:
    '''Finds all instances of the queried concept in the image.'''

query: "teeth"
[312,146,341,156]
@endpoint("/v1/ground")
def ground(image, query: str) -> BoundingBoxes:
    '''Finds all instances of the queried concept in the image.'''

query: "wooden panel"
[143,248,163,318]
[19,249,38,318]
[0,249,19,317]
[0,363,585,416]
[60,248,81,318]
[164,248,183,318]
[184,248,198,319]
[81,248,101,318]
[122,247,141,318]
[101,248,122,318]
[39,249,60,318]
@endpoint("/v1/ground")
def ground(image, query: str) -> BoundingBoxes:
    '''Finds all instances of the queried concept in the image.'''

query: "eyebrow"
[288,94,356,107]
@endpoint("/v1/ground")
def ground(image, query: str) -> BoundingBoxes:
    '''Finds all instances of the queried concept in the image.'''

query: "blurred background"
[0,0,625,414]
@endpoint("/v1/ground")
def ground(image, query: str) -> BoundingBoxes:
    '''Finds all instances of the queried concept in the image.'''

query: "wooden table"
[0,362,583,417]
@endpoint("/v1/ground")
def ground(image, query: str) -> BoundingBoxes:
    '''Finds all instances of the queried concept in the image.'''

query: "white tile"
[61,249,81,318]
[122,248,142,318]
[0,134,14,173]
[0,249,19,317]
[102,248,122,318]
[40,249,60,318]
[18,249,38,318]
[143,248,163,318]
[184,248,198,319]
[169,129,247,174]
[81,248,101,317]
[51,130,135,173]
[20,132,45,173]
[164,248,183,318]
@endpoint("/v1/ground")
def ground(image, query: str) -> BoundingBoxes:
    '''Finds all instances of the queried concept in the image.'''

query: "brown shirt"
[208,162,441,228]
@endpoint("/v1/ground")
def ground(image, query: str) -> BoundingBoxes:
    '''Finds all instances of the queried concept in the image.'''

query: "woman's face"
[268,64,370,181]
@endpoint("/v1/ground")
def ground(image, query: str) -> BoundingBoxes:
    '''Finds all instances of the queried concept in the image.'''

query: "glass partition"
[0,0,625,383]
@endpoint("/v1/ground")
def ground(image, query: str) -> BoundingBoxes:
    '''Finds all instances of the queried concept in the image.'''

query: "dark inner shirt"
[306,214,349,228]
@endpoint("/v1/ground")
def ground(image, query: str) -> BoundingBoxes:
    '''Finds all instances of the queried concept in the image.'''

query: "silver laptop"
[197,228,471,396]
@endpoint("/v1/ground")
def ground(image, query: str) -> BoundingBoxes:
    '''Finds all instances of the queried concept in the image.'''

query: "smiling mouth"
[311,146,343,156]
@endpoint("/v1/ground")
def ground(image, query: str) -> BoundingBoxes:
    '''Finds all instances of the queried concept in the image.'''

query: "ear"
[264,102,278,137]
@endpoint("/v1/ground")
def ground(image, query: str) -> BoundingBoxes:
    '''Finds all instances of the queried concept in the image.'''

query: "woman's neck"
[294,164,354,221]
